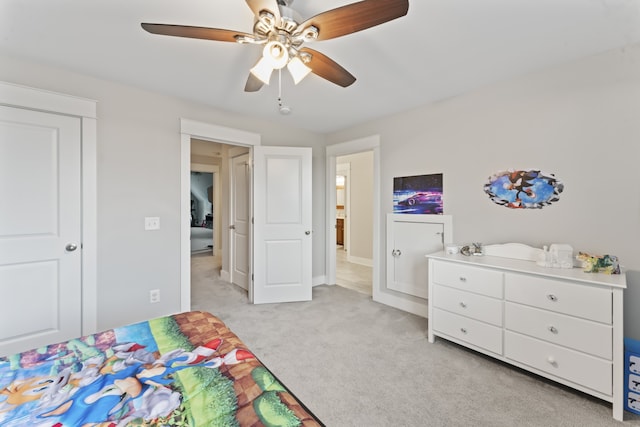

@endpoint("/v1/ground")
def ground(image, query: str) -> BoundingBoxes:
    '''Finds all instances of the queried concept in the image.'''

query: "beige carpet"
[190,253,640,426]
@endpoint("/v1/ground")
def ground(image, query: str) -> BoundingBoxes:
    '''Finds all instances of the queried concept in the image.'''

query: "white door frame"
[180,119,260,312]
[325,135,380,299]
[0,81,98,335]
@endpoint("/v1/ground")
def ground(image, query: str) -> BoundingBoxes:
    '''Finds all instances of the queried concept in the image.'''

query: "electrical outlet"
[149,289,160,303]
[145,217,160,230]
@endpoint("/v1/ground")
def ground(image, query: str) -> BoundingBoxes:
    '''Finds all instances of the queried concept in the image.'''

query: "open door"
[230,152,250,290]
[253,146,312,304]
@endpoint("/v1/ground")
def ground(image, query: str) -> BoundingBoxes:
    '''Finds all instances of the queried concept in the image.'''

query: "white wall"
[0,53,326,331]
[4,44,640,338]
[327,45,640,336]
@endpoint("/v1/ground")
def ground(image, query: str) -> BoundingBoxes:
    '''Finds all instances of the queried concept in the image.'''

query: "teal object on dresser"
[625,338,640,414]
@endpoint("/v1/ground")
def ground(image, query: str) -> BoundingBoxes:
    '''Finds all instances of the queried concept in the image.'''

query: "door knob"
[65,243,78,252]
[305,230,311,235]
[229,225,236,230]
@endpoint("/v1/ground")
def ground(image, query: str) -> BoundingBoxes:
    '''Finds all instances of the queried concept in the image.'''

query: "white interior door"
[253,146,312,304]
[230,153,250,290]
[0,105,82,356]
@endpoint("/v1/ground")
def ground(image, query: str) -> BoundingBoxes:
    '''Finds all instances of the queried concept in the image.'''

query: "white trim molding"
[0,81,97,118]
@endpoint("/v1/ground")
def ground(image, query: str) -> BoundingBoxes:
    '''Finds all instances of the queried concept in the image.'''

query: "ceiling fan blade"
[141,23,252,43]
[244,73,265,92]
[245,0,281,22]
[298,0,408,41]
[299,48,356,88]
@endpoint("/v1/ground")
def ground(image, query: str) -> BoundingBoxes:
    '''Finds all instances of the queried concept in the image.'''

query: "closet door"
[386,215,445,299]
[0,105,82,356]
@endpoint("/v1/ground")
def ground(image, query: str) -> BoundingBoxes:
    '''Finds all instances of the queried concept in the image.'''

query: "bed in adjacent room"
[0,310,322,426]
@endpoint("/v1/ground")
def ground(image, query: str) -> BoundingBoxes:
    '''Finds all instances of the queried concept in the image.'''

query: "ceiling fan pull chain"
[278,68,282,104]
[278,69,291,115]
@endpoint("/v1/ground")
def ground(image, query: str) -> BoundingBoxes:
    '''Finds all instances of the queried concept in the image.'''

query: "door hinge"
[251,274,254,281]
[252,217,254,224]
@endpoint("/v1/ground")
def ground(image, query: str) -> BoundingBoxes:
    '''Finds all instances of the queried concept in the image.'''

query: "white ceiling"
[2,0,639,134]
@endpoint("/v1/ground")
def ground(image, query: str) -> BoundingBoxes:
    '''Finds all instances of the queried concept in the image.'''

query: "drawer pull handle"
[459,302,467,308]
[547,356,557,366]
[548,325,558,334]
[460,328,467,334]
[546,294,558,302]
[459,276,467,282]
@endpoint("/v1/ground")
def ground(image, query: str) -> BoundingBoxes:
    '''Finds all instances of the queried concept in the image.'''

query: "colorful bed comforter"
[0,311,321,426]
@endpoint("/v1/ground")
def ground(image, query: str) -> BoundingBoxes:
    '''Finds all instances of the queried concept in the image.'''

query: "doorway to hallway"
[333,151,374,296]
[189,139,246,296]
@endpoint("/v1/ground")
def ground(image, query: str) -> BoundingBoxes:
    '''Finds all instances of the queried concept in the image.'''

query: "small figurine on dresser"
[460,243,483,256]
[576,252,621,274]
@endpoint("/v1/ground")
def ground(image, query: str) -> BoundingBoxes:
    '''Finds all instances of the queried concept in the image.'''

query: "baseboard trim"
[373,291,428,318]
[220,269,230,282]
[313,275,327,287]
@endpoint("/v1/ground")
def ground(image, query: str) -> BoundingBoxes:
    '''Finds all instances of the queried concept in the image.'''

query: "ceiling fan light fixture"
[287,56,312,84]
[300,26,319,43]
[255,11,276,35]
[250,57,274,85]
[263,41,289,69]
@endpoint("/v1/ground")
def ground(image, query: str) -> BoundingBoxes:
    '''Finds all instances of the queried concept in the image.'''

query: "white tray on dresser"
[426,245,627,421]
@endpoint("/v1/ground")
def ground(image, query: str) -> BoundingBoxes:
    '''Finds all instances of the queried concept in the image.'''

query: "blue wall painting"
[484,170,564,209]
[393,173,443,214]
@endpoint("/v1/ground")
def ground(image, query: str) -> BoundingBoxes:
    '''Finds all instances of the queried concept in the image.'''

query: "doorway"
[181,119,313,309]
[335,155,373,295]
[326,135,381,301]
[180,120,260,312]
[189,139,250,295]
[190,139,222,270]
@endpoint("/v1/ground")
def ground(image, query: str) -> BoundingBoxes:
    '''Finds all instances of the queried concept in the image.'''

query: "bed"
[0,310,322,426]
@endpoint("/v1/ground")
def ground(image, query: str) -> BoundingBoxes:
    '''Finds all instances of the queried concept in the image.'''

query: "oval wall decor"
[484,170,564,209]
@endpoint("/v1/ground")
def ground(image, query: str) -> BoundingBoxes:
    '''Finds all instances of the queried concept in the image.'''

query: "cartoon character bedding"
[0,310,322,426]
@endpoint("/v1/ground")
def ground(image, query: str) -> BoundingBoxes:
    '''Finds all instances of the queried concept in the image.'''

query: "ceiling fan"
[141,0,409,92]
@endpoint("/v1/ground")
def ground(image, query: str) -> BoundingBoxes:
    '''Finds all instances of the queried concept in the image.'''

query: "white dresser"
[426,251,627,421]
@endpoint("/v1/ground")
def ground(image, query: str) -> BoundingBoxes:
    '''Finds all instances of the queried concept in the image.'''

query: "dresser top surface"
[427,251,627,289]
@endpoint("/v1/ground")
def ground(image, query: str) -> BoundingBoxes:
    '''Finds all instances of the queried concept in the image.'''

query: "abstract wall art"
[393,173,443,214]
[484,169,564,209]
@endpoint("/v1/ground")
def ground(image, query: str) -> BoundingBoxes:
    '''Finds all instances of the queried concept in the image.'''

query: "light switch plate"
[145,217,160,230]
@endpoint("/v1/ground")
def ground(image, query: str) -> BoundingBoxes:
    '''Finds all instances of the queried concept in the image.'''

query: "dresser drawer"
[433,284,503,326]
[432,308,503,355]
[505,302,612,359]
[505,331,612,395]
[504,273,612,323]
[432,261,503,298]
